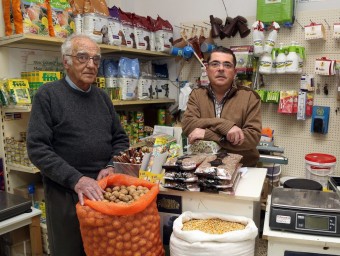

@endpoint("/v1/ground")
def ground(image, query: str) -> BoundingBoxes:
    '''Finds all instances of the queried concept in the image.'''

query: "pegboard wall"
[179,8,340,178]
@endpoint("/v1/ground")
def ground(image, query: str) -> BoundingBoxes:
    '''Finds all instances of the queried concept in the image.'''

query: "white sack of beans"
[170,211,258,256]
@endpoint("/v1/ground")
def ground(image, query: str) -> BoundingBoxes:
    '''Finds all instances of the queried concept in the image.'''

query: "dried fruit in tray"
[188,140,221,154]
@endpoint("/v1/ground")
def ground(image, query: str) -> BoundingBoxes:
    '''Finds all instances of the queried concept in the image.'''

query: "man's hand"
[227,126,245,145]
[74,176,105,206]
[97,166,115,180]
[188,128,205,144]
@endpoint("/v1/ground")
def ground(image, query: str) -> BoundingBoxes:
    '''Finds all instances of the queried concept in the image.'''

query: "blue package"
[118,57,140,78]
[153,63,169,78]
[311,106,330,134]
[103,59,118,77]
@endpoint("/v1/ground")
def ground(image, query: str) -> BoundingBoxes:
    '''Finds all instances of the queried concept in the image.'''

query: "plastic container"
[113,162,141,177]
[264,163,281,182]
[285,44,299,74]
[275,43,286,74]
[259,53,273,74]
[305,153,337,188]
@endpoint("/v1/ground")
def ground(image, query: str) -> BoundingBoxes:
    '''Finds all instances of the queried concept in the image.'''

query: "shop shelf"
[112,98,175,106]
[6,163,40,174]
[0,34,172,57]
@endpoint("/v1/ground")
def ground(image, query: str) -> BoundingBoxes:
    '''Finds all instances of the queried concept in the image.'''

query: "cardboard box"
[11,240,31,256]
[5,226,30,245]
[13,183,44,202]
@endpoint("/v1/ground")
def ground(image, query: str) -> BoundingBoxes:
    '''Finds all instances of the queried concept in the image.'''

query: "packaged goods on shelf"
[0,79,31,105]
[154,15,173,53]
[49,0,75,38]
[21,71,62,99]
[5,136,34,167]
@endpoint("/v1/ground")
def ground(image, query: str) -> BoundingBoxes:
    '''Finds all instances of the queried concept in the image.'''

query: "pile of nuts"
[182,218,246,234]
[102,185,149,204]
[78,203,164,256]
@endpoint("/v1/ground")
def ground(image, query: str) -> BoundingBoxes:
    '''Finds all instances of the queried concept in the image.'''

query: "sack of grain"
[170,211,257,256]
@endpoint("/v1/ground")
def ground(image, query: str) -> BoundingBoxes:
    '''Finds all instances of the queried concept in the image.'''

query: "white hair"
[61,34,100,65]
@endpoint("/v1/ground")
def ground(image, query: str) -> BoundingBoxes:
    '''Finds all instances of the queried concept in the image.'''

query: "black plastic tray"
[0,191,32,222]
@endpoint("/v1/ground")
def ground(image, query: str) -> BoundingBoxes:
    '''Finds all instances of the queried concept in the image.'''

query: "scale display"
[269,188,340,237]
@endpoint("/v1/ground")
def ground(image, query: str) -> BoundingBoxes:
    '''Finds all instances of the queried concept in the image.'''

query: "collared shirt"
[65,75,92,93]
[209,85,230,118]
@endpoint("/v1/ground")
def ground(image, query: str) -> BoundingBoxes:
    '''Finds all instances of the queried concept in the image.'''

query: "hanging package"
[256,0,295,25]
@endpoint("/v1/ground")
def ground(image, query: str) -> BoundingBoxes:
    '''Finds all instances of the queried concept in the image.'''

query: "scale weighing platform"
[269,187,340,237]
[0,191,32,222]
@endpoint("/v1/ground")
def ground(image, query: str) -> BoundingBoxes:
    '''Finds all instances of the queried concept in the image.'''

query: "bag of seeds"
[170,211,257,256]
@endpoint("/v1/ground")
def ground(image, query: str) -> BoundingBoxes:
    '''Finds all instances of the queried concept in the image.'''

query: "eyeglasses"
[208,61,234,69]
[65,53,101,65]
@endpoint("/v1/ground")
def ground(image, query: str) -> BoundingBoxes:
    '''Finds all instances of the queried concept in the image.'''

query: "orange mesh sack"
[76,173,165,256]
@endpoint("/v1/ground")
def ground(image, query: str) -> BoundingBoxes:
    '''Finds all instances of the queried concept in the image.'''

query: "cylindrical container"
[285,45,299,74]
[200,42,216,53]
[264,163,281,182]
[259,53,273,74]
[275,44,286,74]
[264,29,277,53]
[305,153,337,189]
[252,28,264,57]
[157,109,166,125]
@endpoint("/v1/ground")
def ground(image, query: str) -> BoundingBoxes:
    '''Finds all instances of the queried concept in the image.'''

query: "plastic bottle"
[296,43,305,74]
[264,22,280,54]
[252,21,264,57]
[285,42,299,74]
[271,48,278,74]
[275,43,286,74]
[259,52,273,74]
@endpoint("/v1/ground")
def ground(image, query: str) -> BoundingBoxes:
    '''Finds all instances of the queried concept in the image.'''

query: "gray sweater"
[27,78,129,190]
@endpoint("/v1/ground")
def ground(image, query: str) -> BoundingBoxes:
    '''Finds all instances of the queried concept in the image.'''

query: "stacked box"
[5,79,31,105]
[96,77,105,89]
[5,137,34,167]
[21,71,62,99]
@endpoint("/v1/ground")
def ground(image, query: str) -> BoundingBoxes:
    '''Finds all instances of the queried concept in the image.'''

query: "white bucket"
[305,153,336,188]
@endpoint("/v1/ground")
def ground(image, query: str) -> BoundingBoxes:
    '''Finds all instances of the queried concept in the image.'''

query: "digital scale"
[269,187,340,237]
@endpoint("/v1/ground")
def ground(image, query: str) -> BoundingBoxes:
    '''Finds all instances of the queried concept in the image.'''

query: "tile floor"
[255,237,268,256]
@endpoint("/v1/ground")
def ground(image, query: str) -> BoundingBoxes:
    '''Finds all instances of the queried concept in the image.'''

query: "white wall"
[107,0,340,38]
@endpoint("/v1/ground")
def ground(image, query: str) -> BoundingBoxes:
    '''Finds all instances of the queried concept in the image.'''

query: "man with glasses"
[182,46,261,167]
[27,34,129,255]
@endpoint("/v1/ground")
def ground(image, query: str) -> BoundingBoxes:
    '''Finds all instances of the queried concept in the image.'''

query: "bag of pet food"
[154,15,173,53]
[132,14,152,51]
[119,8,134,48]
[107,5,123,46]
[49,0,74,38]
[12,0,50,35]
[2,0,14,35]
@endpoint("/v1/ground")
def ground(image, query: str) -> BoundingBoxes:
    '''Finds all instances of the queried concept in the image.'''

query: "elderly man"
[182,46,262,167]
[27,34,129,255]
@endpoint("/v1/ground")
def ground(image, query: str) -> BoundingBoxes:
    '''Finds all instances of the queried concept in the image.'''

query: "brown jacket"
[182,83,262,167]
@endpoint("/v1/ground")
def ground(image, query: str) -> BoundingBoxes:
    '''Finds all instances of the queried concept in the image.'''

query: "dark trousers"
[43,177,86,256]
